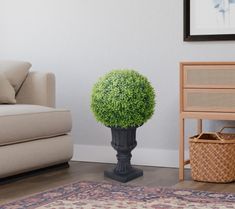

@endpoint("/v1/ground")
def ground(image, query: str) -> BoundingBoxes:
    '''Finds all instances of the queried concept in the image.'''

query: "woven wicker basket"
[189,127,235,183]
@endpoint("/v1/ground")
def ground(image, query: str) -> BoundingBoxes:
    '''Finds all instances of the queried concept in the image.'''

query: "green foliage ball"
[91,69,155,128]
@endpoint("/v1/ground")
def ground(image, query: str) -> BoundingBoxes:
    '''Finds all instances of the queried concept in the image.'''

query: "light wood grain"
[179,62,235,181]
[179,117,185,181]
[182,112,235,120]
[183,89,235,112]
[181,62,235,65]
[183,65,235,89]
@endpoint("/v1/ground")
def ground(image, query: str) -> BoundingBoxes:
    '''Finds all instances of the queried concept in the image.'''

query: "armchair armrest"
[16,72,55,107]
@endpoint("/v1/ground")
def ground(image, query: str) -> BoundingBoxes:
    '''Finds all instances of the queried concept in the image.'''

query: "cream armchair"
[0,71,73,179]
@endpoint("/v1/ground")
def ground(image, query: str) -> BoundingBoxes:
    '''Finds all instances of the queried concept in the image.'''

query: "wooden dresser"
[179,62,235,180]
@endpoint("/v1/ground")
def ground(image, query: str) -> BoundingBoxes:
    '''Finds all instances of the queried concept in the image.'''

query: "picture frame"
[184,0,235,41]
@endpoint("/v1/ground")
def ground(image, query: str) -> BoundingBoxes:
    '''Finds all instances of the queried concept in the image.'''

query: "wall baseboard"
[72,144,189,168]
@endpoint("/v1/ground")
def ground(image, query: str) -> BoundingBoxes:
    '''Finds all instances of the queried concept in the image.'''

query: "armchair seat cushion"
[0,104,72,146]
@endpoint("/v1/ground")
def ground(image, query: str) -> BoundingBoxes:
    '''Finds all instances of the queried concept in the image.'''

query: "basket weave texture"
[189,127,235,183]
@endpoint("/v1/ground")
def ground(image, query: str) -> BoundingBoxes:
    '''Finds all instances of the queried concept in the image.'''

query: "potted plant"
[91,69,155,182]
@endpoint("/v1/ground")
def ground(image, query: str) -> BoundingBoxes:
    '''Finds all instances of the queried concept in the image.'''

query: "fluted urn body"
[104,127,143,182]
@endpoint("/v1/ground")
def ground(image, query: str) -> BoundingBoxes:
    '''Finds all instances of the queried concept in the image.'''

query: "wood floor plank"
[0,161,234,205]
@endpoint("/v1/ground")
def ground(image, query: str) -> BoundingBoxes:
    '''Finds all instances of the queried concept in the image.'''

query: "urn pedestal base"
[104,167,143,183]
[105,126,143,183]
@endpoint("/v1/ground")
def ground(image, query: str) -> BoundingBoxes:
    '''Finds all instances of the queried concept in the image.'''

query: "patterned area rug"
[1,181,235,209]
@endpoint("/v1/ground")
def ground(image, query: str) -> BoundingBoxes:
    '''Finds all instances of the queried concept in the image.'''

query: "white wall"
[1,0,235,167]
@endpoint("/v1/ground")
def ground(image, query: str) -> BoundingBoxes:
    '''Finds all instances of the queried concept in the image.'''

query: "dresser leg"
[179,117,185,181]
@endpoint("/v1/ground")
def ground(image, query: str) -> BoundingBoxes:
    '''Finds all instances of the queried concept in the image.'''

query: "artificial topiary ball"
[91,69,155,128]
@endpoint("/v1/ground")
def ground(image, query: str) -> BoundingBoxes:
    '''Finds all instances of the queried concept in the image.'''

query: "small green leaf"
[90,69,156,128]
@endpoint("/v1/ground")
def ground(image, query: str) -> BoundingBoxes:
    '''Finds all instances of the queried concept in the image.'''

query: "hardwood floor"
[0,161,235,205]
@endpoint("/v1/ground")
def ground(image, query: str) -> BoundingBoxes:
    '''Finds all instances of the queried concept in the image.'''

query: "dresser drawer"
[183,65,235,88]
[184,89,235,112]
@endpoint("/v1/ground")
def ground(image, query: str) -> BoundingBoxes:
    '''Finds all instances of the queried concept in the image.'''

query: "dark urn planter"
[104,127,143,183]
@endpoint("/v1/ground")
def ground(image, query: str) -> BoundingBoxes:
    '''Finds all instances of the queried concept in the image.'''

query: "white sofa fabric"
[0,135,73,178]
[16,72,55,107]
[0,60,31,93]
[0,105,72,146]
[0,66,73,179]
[0,72,16,103]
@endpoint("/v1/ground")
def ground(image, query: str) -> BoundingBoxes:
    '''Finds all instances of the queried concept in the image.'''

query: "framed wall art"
[184,0,235,41]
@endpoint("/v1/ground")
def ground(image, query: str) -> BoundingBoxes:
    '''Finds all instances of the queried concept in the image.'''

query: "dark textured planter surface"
[104,127,143,183]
